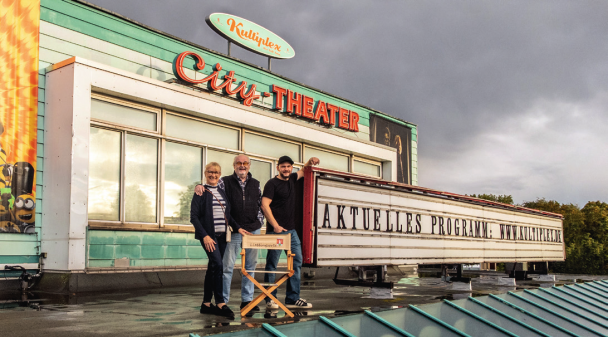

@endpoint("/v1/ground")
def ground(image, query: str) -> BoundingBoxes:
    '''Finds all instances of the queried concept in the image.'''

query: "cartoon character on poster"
[0,122,36,233]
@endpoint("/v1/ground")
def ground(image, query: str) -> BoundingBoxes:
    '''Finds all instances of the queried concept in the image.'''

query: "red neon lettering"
[349,111,360,132]
[286,90,302,116]
[314,100,330,124]
[338,108,350,129]
[326,104,339,126]
[175,51,206,84]
[272,85,287,110]
[302,95,314,119]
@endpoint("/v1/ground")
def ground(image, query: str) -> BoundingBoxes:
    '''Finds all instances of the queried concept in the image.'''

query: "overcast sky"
[86,0,608,207]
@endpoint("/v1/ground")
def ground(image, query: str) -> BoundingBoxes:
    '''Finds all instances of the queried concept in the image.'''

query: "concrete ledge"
[35,270,206,294]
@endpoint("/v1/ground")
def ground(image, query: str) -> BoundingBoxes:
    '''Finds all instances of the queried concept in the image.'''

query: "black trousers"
[202,232,227,304]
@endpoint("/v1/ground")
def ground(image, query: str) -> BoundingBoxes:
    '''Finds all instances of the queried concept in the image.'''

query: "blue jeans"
[264,229,302,304]
[222,228,261,303]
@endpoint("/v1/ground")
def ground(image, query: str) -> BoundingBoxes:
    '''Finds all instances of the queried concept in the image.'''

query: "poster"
[369,114,411,184]
[0,0,40,233]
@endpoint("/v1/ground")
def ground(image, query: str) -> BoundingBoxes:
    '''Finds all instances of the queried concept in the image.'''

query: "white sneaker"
[266,300,279,309]
[286,298,312,309]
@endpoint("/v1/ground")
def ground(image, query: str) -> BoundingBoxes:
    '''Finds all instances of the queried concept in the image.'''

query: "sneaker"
[199,302,216,314]
[215,304,235,318]
[266,300,279,309]
[286,298,312,309]
[240,301,260,311]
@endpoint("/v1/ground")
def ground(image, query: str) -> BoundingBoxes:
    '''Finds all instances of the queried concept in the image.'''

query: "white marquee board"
[313,178,564,267]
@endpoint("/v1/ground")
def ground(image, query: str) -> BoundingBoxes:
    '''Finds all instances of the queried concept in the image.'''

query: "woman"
[190,162,250,318]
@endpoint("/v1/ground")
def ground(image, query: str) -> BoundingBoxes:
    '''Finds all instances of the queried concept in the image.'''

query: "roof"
[212,280,608,336]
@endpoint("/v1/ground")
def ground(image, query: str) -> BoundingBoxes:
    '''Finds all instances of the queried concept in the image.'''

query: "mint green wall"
[0,234,39,273]
[87,229,276,268]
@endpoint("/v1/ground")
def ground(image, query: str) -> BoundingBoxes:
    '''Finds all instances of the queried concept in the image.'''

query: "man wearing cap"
[261,155,319,309]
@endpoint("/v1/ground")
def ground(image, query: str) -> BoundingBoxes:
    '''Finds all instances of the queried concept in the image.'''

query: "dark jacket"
[190,187,240,240]
[222,172,262,232]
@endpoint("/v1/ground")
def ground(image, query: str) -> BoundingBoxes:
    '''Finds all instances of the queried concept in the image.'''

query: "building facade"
[0,0,417,287]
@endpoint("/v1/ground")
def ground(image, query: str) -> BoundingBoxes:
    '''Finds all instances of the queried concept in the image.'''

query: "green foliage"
[468,193,514,205]
[522,198,608,274]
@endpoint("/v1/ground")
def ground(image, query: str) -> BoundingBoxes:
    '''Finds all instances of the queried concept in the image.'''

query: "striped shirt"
[205,185,226,233]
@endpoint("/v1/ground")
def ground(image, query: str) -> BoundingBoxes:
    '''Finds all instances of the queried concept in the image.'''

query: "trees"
[468,194,608,274]
[468,194,514,205]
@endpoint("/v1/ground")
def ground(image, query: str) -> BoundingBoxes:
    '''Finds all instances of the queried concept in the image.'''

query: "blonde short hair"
[205,162,221,174]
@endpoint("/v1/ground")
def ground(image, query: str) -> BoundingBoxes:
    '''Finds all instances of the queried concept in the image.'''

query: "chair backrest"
[242,234,290,250]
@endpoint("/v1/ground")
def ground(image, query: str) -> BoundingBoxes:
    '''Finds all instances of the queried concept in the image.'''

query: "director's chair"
[240,234,295,318]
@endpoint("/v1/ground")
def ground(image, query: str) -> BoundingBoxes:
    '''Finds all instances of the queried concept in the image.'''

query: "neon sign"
[173,51,359,132]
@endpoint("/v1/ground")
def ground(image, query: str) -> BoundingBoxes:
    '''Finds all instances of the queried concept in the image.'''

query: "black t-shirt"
[262,173,298,231]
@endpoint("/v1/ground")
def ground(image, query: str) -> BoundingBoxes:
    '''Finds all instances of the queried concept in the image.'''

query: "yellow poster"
[0,0,40,233]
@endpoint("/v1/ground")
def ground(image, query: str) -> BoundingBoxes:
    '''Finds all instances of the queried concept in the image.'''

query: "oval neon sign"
[206,13,295,59]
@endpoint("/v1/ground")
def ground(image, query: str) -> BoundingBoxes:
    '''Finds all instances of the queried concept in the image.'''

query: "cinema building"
[0,0,417,290]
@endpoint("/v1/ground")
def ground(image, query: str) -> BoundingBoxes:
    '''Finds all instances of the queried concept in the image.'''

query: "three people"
[191,155,319,317]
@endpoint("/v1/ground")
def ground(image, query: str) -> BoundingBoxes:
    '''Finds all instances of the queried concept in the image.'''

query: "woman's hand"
[238,228,252,236]
[203,235,216,252]
[194,184,204,196]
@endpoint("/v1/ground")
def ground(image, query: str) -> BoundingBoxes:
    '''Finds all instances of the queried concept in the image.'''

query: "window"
[244,132,301,162]
[91,98,158,131]
[304,146,349,172]
[165,113,239,150]
[353,159,382,178]
[87,95,389,231]
[163,142,202,225]
[88,127,121,221]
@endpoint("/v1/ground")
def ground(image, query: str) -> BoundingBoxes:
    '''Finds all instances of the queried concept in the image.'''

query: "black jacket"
[190,187,240,240]
[222,172,262,232]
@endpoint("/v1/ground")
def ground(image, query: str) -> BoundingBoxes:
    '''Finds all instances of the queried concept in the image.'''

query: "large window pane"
[88,127,121,220]
[251,159,272,190]
[207,149,237,180]
[244,132,301,162]
[305,147,349,172]
[166,114,239,150]
[91,99,157,131]
[125,135,158,223]
[164,142,202,225]
[354,160,381,177]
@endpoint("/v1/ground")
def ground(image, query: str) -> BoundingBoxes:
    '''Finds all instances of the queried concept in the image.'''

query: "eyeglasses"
[206,171,220,175]
[235,161,250,167]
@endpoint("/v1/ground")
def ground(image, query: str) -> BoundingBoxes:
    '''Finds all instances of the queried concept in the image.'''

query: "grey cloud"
[85,0,608,205]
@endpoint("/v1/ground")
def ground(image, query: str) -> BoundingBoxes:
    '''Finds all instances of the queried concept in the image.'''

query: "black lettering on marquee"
[336,205,347,229]
[415,214,422,233]
[482,222,488,238]
[439,217,445,235]
[474,221,481,238]
[322,204,331,228]
[373,209,381,231]
[447,218,452,235]
[395,212,403,232]
[455,219,460,236]
[469,221,474,237]
[349,207,359,229]
[431,216,437,234]
[406,213,413,233]
[363,208,370,230]
[512,225,517,240]
[462,219,468,236]
[386,210,393,232]
[499,224,505,239]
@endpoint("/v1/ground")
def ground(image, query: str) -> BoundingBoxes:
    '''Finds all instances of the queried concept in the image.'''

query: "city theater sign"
[173,51,360,132]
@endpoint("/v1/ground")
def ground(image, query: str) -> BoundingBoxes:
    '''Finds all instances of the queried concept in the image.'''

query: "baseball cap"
[278,155,294,165]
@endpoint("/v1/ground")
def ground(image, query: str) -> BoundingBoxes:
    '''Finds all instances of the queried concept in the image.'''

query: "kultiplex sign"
[206,13,295,59]
[173,51,360,132]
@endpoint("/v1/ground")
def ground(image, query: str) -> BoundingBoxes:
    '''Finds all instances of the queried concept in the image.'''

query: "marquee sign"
[173,51,360,132]
[206,13,295,59]
[301,168,565,267]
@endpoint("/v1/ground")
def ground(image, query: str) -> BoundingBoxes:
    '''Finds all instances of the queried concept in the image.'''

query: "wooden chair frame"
[240,235,295,318]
